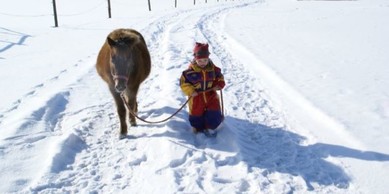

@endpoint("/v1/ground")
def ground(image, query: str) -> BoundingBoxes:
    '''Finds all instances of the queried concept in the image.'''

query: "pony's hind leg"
[110,88,128,138]
[131,101,138,126]
[127,97,138,126]
[125,90,138,126]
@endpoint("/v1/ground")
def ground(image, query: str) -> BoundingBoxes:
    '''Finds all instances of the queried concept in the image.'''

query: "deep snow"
[1,0,389,193]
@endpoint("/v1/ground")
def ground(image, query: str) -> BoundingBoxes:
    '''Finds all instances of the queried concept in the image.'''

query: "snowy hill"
[1,0,389,193]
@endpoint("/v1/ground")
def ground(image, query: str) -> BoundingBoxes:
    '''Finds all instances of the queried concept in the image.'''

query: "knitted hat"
[193,42,210,59]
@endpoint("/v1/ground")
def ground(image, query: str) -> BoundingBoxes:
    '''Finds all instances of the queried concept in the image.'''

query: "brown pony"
[96,28,151,139]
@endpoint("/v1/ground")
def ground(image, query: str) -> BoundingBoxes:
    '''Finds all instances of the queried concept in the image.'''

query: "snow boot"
[203,129,217,138]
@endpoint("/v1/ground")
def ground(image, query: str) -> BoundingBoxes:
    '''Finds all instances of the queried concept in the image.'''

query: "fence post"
[148,0,152,11]
[194,0,196,5]
[52,0,58,27]
[175,0,177,8]
[107,0,112,18]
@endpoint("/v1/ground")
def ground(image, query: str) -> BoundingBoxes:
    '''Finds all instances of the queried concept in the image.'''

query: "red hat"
[193,42,210,59]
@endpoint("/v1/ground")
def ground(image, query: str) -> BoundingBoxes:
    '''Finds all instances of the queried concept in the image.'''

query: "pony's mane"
[108,29,140,47]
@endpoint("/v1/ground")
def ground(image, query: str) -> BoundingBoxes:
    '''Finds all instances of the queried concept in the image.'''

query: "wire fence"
[0,0,242,27]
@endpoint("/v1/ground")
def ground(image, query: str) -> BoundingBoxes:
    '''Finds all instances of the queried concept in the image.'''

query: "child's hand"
[191,92,198,97]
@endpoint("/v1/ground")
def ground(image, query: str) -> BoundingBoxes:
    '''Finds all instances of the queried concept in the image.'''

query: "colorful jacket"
[180,60,225,104]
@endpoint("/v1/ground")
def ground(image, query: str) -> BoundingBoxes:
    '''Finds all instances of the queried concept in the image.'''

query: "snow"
[1,0,389,193]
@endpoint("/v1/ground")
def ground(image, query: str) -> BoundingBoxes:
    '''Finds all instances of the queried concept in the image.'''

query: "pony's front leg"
[110,88,128,138]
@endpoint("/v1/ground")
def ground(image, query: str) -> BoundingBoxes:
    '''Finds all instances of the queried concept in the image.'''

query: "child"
[180,42,225,136]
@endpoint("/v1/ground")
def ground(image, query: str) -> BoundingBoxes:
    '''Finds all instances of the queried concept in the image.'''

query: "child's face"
[196,58,209,68]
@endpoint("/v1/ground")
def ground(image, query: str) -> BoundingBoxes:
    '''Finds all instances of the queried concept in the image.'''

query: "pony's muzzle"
[115,82,127,93]
[113,75,128,93]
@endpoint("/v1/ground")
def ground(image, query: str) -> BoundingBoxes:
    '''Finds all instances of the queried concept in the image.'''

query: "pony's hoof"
[119,133,127,139]
[130,122,137,127]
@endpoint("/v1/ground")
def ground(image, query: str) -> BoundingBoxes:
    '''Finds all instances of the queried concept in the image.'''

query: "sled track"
[28,8,209,193]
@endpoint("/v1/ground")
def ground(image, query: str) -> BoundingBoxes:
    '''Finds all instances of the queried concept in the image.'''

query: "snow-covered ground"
[1,0,389,193]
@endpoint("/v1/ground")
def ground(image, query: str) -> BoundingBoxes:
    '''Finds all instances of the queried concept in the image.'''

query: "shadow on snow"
[139,106,389,190]
[0,27,31,58]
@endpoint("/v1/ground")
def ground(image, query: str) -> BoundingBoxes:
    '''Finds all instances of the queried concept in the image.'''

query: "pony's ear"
[107,37,117,47]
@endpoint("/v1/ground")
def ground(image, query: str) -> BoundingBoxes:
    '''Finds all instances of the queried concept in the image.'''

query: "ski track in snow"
[193,2,354,193]
[0,1,360,193]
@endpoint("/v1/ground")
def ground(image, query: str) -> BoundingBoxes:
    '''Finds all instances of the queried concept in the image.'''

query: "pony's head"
[107,34,140,93]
